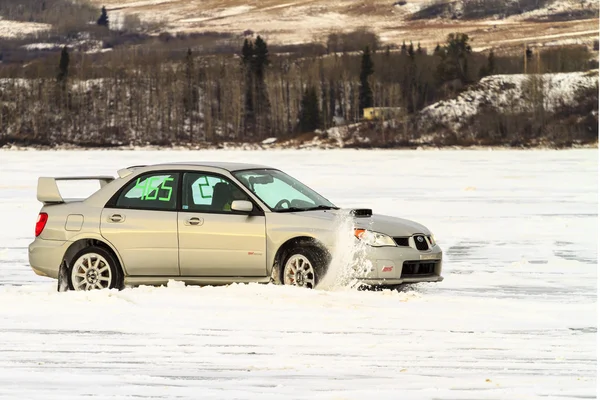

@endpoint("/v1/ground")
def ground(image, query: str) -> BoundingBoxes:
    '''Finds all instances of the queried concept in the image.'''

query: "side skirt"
[124,276,272,287]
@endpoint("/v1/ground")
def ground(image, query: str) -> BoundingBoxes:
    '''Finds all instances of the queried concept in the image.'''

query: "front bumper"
[355,244,443,286]
[28,238,69,279]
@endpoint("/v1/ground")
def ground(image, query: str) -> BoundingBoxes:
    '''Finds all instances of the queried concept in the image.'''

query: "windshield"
[233,169,338,212]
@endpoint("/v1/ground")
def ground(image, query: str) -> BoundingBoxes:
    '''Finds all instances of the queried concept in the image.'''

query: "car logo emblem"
[417,236,424,242]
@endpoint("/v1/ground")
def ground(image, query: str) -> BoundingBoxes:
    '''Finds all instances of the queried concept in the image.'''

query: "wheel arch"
[271,236,331,284]
[62,237,125,277]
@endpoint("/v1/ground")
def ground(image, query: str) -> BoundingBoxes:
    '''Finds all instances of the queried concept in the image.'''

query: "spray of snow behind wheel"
[317,211,373,291]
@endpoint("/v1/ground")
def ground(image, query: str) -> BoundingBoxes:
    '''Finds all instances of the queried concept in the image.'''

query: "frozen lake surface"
[0,149,597,399]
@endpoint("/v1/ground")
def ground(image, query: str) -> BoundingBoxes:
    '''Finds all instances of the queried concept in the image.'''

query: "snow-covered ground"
[0,149,597,399]
[0,19,51,38]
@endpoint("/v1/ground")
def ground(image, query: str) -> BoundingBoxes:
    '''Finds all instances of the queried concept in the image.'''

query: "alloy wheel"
[71,253,112,291]
[283,254,316,288]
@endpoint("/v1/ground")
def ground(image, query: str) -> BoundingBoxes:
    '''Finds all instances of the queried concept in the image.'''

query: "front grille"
[394,237,409,246]
[401,261,437,277]
[413,235,429,251]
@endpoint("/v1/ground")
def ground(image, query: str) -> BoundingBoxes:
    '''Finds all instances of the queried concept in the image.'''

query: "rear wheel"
[68,247,122,291]
[282,247,328,289]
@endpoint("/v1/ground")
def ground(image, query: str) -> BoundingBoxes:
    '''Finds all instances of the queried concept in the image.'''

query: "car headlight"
[429,234,436,246]
[354,229,396,247]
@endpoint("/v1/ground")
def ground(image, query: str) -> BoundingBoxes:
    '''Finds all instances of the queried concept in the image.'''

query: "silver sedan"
[29,162,443,291]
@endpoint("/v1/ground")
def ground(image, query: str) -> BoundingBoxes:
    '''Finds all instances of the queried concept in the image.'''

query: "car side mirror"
[231,200,253,213]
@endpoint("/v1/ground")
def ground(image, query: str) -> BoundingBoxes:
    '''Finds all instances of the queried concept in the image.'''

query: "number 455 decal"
[134,176,174,202]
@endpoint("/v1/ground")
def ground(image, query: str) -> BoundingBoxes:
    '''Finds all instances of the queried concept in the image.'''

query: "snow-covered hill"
[85,0,598,48]
[417,70,598,134]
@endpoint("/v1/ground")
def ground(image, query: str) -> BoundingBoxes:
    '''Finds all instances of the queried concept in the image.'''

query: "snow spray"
[317,210,374,290]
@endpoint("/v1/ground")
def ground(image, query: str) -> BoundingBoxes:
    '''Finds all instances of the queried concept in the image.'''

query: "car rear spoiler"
[37,176,114,204]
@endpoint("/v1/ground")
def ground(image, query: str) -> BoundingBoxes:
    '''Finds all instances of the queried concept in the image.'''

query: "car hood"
[295,209,431,237]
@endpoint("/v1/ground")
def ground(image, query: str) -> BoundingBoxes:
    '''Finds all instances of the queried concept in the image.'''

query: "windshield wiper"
[304,205,340,211]
[275,207,308,213]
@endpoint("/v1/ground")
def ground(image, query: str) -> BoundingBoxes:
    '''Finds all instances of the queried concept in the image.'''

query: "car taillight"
[35,213,48,237]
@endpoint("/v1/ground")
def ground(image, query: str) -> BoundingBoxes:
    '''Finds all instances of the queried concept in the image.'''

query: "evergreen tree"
[253,36,270,81]
[241,39,253,67]
[57,46,69,85]
[487,49,495,75]
[406,41,419,113]
[400,40,407,54]
[359,46,374,115]
[417,42,423,55]
[252,36,271,137]
[240,36,271,137]
[433,43,442,56]
[97,6,109,27]
[408,41,415,58]
[436,32,472,84]
[479,49,495,78]
[299,86,320,133]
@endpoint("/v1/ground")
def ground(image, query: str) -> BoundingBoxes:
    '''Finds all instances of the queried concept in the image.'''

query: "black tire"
[281,245,329,289]
[67,246,123,291]
[57,260,69,292]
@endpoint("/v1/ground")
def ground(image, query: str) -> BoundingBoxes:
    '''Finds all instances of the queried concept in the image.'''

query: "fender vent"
[350,208,372,217]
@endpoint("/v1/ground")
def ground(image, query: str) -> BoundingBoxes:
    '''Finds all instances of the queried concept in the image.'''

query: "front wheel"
[282,247,328,289]
[68,247,122,291]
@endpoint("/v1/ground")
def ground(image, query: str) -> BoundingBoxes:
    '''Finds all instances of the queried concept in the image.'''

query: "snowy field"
[0,149,597,399]
[0,19,50,38]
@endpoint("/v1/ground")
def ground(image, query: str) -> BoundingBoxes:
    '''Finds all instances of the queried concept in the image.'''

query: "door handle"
[186,217,203,226]
[109,214,124,223]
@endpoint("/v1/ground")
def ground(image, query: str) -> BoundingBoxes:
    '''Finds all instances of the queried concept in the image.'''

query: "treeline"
[0,27,596,147]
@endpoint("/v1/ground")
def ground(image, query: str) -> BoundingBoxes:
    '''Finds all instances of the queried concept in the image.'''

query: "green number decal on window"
[134,176,174,202]
[198,176,211,198]
[134,177,150,199]
[144,176,160,200]
[158,177,173,202]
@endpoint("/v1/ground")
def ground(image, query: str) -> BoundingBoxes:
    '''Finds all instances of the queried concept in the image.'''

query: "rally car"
[29,162,443,291]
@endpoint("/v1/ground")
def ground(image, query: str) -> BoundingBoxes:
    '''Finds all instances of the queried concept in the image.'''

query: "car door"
[178,171,267,277]
[100,171,180,276]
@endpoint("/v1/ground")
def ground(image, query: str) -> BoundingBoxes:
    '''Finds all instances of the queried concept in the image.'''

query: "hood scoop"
[349,208,373,217]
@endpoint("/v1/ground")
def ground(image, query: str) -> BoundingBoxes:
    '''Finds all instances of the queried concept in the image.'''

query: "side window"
[116,172,179,210]
[182,172,249,213]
